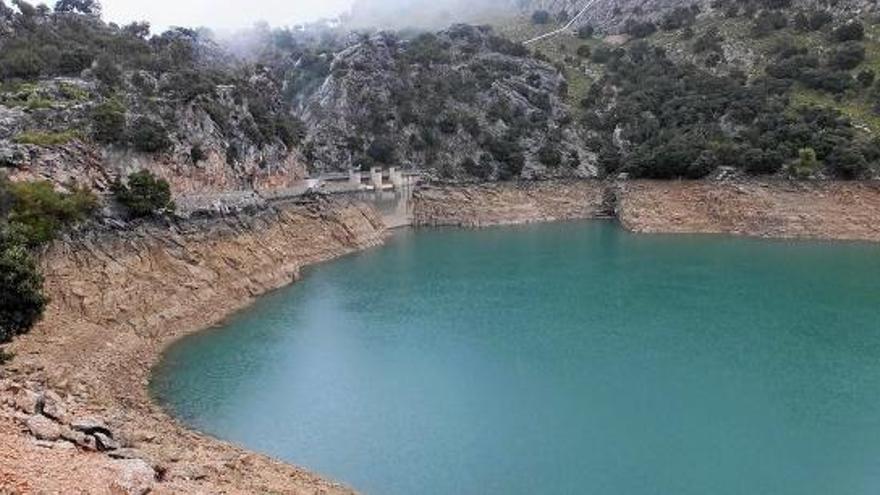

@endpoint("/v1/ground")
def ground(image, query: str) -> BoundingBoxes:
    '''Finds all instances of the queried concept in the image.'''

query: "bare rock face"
[0,77,307,198]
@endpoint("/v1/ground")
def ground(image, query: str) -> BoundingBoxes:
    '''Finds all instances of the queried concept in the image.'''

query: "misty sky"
[101,0,354,32]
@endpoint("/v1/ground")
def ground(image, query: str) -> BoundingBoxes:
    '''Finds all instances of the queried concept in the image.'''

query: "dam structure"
[175,167,421,228]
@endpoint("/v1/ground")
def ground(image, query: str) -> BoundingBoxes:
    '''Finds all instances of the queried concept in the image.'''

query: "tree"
[531,10,551,25]
[7,181,97,247]
[129,117,172,153]
[577,25,594,39]
[112,170,175,218]
[858,69,875,88]
[0,240,46,345]
[91,101,126,144]
[792,147,819,177]
[828,42,865,70]
[833,21,865,42]
[53,0,101,15]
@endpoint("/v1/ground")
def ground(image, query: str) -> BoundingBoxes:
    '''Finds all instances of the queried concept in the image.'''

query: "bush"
[538,144,562,167]
[577,25,595,39]
[461,157,492,180]
[576,45,592,58]
[858,69,875,87]
[792,147,819,177]
[693,27,724,54]
[833,21,865,42]
[0,241,46,345]
[752,10,788,37]
[661,6,698,30]
[91,101,126,144]
[794,10,833,32]
[531,10,551,25]
[112,170,175,217]
[826,145,868,178]
[624,19,657,39]
[828,42,865,70]
[7,181,98,247]
[13,130,82,147]
[591,46,615,64]
[129,117,172,153]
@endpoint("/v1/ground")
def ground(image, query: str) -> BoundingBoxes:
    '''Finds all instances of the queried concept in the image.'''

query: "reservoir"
[152,221,880,495]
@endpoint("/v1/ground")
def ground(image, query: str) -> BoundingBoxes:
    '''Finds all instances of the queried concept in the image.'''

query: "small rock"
[14,390,42,415]
[71,417,112,436]
[61,427,97,451]
[26,415,61,441]
[94,431,120,451]
[41,391,67,422]
[109,459,155,495]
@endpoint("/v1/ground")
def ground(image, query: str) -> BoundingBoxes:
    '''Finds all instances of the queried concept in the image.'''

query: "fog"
[101,0,354,33]
[347,0,516,30]
[101,0,518,33]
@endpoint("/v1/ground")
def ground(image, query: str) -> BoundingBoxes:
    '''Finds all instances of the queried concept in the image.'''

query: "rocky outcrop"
[617,180,880,241]
[302,26,595,180]
[413,180,608,226]
[1,196,386,494]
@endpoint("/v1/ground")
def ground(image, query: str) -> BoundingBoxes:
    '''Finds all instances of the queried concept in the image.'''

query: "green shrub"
[112,170,175,217]
[828,42,865,70]
[7,181,98,247]
[792,147,820,177]
[0,240,46,345]
[531,10,551,25]
[577,25,595,39]
[538,144,562,167]
[91,101,126,144]
[576,45,592,58]
[833,21,864,42]
[129,117,172,153]
[858,69,876,87]
[13,130,82,147]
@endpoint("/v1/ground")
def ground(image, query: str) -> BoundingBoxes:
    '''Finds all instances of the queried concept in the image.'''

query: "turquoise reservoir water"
[152,221,880,495]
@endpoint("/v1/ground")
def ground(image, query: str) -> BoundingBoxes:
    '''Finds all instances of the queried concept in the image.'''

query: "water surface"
[153,222,880,495]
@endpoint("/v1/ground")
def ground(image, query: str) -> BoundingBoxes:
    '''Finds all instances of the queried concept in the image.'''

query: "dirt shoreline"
[2,179,880,494]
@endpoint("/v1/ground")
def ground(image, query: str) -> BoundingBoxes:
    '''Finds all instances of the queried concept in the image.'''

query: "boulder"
[61,427,97,451]
[109,459,155,495]
[26,415,61,441]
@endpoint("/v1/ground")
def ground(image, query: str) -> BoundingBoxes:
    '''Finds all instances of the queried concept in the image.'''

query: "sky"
[101,0,355,33]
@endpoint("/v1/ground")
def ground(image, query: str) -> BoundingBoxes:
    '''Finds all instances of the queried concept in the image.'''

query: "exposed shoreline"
[2,179,880,493]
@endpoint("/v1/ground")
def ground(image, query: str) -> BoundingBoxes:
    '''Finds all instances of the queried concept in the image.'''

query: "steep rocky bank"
[2,179,880,494]
[413,180,609,227]
[1,196,386,494]
[617,180,880,241]
[413,179,880,242]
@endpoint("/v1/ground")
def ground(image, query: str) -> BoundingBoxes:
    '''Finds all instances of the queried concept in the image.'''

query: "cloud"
[101,0,354,33]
